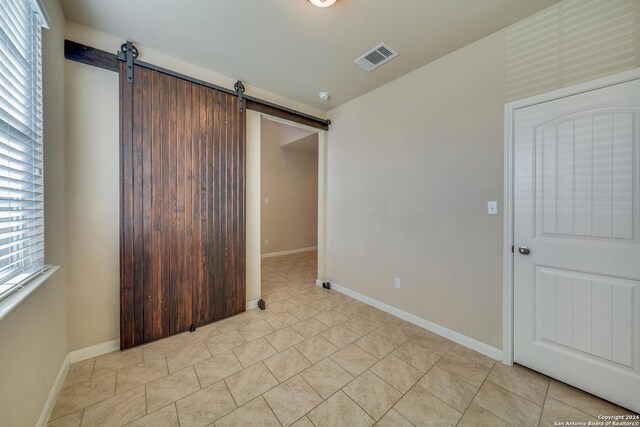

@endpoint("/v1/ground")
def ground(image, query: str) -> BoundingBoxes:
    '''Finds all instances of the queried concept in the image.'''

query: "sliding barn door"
[120,63,246,349]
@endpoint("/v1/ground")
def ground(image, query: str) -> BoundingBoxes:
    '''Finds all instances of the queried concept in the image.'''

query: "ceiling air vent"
[354,42,398,71]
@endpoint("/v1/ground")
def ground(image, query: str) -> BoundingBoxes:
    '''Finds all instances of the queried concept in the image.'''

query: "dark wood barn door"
[120,63,246,349]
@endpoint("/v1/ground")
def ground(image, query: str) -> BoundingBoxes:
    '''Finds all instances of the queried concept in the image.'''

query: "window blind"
[0,0,47,301]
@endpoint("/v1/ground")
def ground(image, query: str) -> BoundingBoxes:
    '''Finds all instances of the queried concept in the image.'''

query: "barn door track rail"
[64,39,330,130]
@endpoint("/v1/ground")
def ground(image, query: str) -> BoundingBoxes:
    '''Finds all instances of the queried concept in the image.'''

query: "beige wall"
[64,22,325,350]
[0,1,69,425]
[65,22,326,120]
[65,60,120,350]
[246,111,262,303]
[325,0,640,350]
[261,119,318,254]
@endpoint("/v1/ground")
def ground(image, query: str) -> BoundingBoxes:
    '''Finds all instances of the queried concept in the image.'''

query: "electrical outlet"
[264,239,269,245]
[264,197,270,204]
[393,277,401,289]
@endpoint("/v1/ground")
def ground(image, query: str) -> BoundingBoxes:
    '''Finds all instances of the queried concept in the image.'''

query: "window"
[0,0,48,301]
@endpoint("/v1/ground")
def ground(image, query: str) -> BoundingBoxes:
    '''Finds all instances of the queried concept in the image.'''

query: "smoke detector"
[319,91,330,101]
[354,42,399,71]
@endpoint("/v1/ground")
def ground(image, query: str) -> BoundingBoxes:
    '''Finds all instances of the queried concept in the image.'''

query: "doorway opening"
[260,117,319,306]
[245,111,327,311]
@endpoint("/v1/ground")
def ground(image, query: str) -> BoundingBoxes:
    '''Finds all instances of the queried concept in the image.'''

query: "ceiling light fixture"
[308,0,339,7]
[319,92,330,101]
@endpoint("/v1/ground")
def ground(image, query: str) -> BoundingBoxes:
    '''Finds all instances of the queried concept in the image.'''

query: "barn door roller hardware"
[116,41,139,83]
[234,80,245,113]
[64,39,331,130]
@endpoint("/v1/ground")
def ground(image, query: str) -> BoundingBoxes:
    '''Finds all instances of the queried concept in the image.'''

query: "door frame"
[246,110,328,309]
[502,67,640,365]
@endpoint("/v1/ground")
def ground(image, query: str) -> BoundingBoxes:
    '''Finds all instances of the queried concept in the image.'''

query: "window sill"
[0,266,60,322]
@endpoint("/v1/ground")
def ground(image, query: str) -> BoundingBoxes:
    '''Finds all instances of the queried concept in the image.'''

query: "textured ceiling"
[60,0,559,111]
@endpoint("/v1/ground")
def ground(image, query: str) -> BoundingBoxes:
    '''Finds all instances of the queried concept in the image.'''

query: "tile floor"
[48,251,636,426]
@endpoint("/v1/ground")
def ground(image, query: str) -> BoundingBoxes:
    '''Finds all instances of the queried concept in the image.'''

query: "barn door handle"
[518,246,531,255]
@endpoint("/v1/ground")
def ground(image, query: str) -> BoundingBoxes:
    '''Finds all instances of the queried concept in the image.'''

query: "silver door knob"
[518,246,530,255]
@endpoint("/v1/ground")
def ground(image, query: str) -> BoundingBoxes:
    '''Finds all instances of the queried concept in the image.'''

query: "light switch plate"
[393,277,401,289]
[487,201,498,215]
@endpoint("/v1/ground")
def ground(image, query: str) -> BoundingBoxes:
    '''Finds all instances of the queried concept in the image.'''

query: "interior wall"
[246,111,262,304]
[0,1,69,425]
[325,0,640,350]
[65,58,119,351]
[261,119,318,254]
[65,21,326,120]
[64,22,324,350]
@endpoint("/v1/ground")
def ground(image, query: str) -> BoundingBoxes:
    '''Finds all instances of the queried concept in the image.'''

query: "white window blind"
[0,0,47,301]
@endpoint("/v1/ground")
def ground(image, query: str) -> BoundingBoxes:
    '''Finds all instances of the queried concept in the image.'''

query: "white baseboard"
[38,339,120,424]
[69,339,120,363]
[36,353,70,427]
[326,281,503,361]
[316,279,323,287]
[261,246,317,259]
[246,299,260,310]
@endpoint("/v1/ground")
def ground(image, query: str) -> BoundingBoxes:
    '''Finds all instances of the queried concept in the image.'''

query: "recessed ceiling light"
[308,0,339,8]
[319,92,330,101]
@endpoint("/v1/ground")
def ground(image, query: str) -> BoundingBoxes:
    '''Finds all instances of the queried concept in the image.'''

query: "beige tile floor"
[48,251,636,427]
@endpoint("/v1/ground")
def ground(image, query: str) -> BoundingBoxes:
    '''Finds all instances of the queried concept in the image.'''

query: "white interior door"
[513,77,640,413]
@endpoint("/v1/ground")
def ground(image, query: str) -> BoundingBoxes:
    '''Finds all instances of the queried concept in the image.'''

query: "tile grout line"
[486,375,547,408]
[53,253,626,425]
[473,378,528,426]
[220,377,241,415]
[537,376,551,427]
[377,342,449,425]
[436,348,490,390]
[468,353,551,427]
[143,383,148,418]
[403,340,490,426]
[453,358,494,427]
[347,366,404,422]
[363,365,414,425]
[89,358,96,380]
[153,366,202,418]
[78,408,85,427]
[291,374,334,425]
[307,380,370,425]
[263,320,370,423]
[258,270,404,424]
[174,403,182,427]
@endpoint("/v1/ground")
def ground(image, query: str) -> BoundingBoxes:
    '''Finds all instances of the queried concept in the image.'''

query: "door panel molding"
[534,107,639,242]
[532,265,638,371]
